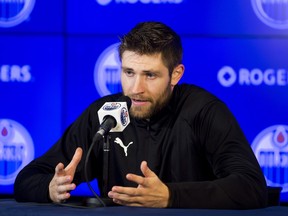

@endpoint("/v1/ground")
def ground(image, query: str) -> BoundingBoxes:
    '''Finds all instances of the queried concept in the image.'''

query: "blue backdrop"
[1,0,288,203]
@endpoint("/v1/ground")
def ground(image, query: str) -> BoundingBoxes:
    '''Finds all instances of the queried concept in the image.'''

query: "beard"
[127,84,172,120]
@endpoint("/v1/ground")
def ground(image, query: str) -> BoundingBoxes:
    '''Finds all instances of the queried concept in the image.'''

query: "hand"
[49,147,83,203]
[108,161,169,208]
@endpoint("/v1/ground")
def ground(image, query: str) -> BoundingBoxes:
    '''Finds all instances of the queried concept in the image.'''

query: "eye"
[124,70,134,77]
[146,72,157,79]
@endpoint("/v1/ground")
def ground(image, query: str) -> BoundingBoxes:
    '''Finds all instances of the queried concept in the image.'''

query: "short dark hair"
[118,21,183,75]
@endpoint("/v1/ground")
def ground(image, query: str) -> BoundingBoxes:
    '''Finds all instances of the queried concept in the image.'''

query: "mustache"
[127,94,152,102]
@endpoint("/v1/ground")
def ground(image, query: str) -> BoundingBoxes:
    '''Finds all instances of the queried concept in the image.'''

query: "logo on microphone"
[98,101,130,132]
[120,107,129,126]
[0,119,34,185]
[0,0,36,28]
[251,0,288,29]
[252,125,288,192]
[103,102,121,111]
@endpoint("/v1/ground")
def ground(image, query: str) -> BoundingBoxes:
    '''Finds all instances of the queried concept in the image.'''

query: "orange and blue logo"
[251,0,288,29]
[252,125,288,192]
[0,119,34,185]
[0,0,35,28]
[94,43,122,97]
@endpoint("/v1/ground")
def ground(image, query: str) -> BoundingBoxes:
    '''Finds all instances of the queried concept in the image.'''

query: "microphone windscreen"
[98,95,131,132]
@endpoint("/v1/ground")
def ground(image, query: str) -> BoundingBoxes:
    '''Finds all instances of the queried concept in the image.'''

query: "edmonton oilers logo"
[0,119,34,185]
[0,0,36,28]
[120,107,128,126]
[103,102,121,111]
[94,43,122,97]
[96,0,112,5]
[252,125,288,192]
[251,0,288,29]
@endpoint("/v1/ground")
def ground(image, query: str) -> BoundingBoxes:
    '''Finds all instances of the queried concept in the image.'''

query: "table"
[0,199,287,216]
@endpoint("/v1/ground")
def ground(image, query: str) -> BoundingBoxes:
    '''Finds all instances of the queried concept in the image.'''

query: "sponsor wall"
[1,0,288,203]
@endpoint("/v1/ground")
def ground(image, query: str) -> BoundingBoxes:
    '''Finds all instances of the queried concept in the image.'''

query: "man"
[14,21,267,209]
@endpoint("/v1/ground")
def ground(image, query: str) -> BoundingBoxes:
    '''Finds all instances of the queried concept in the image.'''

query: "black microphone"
[96,95,132,138]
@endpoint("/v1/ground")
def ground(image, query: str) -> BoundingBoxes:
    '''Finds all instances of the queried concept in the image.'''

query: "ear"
[171,64,185,86]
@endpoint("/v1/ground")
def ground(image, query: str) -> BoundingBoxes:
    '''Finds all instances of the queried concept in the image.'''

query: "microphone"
[84,95,132,207]
[96,95,131,137]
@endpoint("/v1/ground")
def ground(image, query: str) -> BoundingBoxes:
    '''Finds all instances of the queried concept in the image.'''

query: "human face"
[121,51,173,119]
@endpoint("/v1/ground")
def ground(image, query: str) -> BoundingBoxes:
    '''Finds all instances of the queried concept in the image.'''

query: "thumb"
[65,148,83,177]
[140,161,156,178]
[66,147,83,170]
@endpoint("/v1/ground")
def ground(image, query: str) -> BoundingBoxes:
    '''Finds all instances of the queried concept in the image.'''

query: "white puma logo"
[114,137,133,157]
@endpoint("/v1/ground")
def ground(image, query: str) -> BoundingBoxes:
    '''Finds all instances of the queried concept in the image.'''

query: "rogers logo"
[218,66,288,87]
[95,0,183,5]
[0,65,33,83]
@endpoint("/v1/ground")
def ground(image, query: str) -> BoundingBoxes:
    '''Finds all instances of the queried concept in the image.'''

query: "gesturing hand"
[108,161,170,208]
[49,147,83,203]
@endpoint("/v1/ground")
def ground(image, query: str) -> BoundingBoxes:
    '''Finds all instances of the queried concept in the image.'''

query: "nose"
[131,75,145,94]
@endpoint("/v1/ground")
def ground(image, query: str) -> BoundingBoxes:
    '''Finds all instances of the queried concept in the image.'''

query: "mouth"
[131,98,150,106]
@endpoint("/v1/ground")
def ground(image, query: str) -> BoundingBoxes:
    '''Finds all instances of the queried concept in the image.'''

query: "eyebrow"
[122,66,161,75]
[122,66,133,71]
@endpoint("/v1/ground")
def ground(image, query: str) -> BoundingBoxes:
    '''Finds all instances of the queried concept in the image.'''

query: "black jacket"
[14,84,267,209]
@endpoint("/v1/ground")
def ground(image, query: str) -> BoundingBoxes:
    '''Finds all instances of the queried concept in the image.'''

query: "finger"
[112,198,143,207]
[110,186,141,196]
[57,183,76,194]
[140,161,156,178]
[49,178,75,203]
[55,176,73,186]
[126,173,145,185]
[65,147,83,171]
[55,191,71,203]
[126,161,156,186]
[55,163,65,176]
[108,190,143,206]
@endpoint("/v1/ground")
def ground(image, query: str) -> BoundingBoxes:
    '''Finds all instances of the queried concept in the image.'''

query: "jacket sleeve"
[14,102,101,203]
[166,101,267,209]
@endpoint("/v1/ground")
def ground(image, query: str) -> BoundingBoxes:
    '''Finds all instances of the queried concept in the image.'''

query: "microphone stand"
[84,131,107,207]
[102,135,111,197]
[83,130,116,207]
[100,134,116,206]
